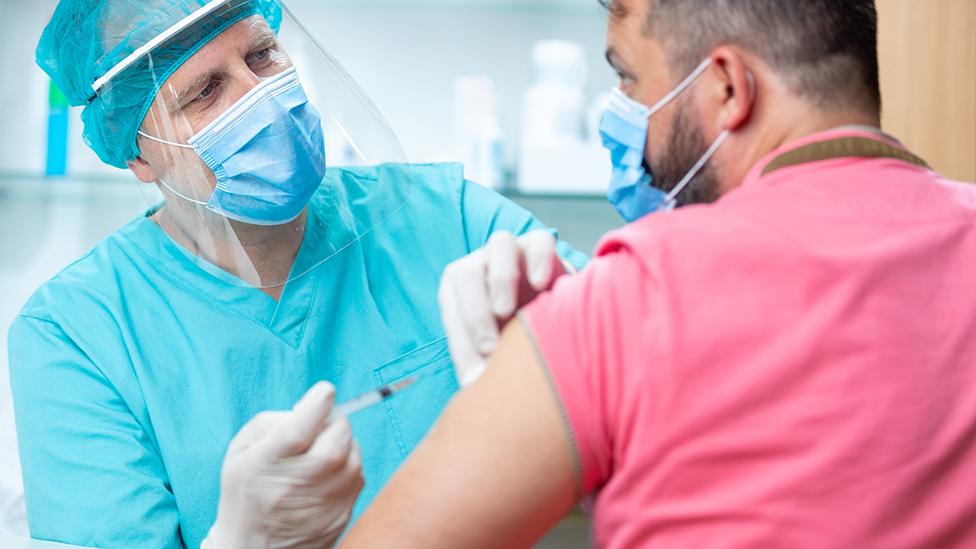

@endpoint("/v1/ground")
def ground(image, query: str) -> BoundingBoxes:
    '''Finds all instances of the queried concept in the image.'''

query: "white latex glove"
[439,230,571,387]
[203,382,364,549]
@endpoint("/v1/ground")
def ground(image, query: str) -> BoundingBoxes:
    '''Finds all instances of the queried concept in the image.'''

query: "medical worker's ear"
[709,46,756,132]
[127,156,160,184]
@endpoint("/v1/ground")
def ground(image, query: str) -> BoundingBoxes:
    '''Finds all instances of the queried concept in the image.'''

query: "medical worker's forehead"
[158,16,278,108]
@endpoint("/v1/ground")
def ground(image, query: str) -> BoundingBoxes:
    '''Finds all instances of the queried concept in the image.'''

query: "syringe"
[330,375,420,420]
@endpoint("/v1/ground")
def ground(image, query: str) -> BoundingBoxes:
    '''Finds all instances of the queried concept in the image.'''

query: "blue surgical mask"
[140,67,327,226]
[600,58,730,222]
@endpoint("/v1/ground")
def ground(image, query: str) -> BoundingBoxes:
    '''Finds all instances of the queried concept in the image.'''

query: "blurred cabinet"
[878,0,976,182]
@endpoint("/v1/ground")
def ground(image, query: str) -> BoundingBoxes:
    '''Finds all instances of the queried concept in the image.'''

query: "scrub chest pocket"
[373,337,458,457]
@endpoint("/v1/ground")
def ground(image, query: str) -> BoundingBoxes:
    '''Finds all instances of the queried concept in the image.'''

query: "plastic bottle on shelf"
[453,76,507,190]
[518,40,610,195]
[522,40,587,147]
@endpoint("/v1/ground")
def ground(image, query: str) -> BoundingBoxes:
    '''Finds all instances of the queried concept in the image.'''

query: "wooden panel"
[877,0,976,182]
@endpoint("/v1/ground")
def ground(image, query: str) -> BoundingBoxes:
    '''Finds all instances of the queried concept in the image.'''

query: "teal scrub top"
[8,163,587,549]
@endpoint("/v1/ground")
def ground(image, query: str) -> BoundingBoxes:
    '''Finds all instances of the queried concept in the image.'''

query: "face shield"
[89,0,413,290]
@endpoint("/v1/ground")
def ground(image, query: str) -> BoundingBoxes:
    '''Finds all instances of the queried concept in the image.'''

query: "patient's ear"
[127,157,159,184]
[710,46,756,132]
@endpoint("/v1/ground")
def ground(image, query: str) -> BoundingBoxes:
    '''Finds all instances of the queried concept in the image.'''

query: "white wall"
[0,0,52,175]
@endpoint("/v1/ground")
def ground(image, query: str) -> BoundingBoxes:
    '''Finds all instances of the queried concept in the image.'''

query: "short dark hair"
[602,0,881,112]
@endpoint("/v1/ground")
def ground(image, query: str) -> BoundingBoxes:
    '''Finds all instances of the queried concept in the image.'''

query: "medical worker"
[7,0,586,547]
[343,0,976,546]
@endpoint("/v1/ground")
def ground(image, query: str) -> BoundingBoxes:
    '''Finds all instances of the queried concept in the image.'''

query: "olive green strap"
[762,136,930,177]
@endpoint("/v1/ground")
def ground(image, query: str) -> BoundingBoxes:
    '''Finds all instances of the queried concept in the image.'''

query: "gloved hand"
[439,230,570,387]
[202,382,364,549]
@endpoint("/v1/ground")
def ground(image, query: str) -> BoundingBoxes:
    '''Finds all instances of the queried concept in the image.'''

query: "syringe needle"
[330,375,421,420]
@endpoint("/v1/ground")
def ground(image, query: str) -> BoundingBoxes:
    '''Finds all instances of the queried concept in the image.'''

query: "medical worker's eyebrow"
[248,28,277,52]
[169,73,213,108]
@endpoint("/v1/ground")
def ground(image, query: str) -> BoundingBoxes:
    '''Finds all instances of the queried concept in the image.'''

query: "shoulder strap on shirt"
[762,136,930,177]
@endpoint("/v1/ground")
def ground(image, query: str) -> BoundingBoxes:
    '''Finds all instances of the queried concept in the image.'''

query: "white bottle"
[521,40,587,148]
[454,76,506,190]
[518,41,609,194]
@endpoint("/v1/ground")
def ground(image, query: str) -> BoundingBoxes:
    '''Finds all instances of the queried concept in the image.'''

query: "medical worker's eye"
[246,47,274,70]
[616,70,636,88]
[187,77,223,110]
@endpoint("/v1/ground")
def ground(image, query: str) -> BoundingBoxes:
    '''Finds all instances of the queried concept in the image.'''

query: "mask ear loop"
[138,130,195,149]
[156,176,211,206]
[136,130,210,206]
[662,129,731,209]
[647,58,714,117]
[662,69,756,210]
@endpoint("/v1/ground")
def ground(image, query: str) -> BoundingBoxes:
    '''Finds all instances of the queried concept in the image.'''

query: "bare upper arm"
[341,316,579,548]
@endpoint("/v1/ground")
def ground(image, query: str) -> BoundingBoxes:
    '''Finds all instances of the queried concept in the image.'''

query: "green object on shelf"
[48,82,70,110]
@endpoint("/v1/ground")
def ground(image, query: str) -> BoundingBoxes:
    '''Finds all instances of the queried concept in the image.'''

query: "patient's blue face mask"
[140,67,327,226]
[599,58,731,222]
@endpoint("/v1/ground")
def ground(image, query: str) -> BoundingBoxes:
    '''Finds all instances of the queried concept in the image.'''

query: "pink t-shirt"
[523,129,976,548]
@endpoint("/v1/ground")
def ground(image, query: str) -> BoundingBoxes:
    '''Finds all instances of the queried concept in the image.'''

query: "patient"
[340,0,976,547]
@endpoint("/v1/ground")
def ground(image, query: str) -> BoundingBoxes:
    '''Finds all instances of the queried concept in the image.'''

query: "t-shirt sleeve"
[520,245,648,495]
[458,178,589,271]
[8,314,182,548]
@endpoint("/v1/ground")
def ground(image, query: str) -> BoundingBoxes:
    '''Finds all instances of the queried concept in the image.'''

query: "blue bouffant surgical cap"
[36,0,283,169]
